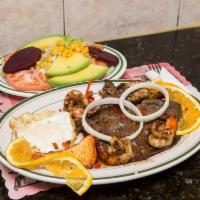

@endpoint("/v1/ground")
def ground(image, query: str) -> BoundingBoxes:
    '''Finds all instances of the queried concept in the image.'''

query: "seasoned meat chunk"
[138,99,164,115]
[127,88,151,103]
[64,90,88,112]
[99,80,120,98]
[87,105,139,138]
[161,101,182,120]
[138,99,182,119]
[100,80,151,103]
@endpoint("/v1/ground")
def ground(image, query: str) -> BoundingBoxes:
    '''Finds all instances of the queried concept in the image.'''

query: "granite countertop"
[1,27,200,200]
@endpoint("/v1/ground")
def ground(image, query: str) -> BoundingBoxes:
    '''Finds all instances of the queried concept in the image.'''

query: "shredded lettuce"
[64,35,83,46]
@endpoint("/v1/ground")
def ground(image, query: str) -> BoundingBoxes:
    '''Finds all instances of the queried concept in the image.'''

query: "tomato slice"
[5,68,51,91]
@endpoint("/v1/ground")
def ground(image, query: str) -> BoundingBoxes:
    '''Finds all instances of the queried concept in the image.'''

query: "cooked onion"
[119,82,169,122]
[82,97,143,142]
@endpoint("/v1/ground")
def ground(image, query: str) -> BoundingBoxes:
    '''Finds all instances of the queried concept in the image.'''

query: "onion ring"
[82,97,143,142]
[119,82,169,122]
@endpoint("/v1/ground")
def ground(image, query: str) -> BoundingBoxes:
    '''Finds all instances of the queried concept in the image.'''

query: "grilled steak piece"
[161,101,182,120]
[92,99,182,164]
[100,80,151,103]
[117,82,139,93]
[87,105,139,138]
[127,88,151,103]
[138,99,164,115]
[138,99,182,119]
[99,80,120,98]
[87,99,182,140]
[99,80,143,98]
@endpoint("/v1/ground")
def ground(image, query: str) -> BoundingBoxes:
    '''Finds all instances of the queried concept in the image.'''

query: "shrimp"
[148,117,178,148]
[96,137,133,166]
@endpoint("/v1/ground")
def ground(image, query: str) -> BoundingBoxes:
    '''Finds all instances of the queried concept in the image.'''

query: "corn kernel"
[74,47,80,52]
[63,50,69,55]
[56,40,64,46]
[68,52,72,57]
[59,46,65,52]
[84,53,89,57]
[83,48,88,54]
[61,52,67,57]
[51,47,59,55]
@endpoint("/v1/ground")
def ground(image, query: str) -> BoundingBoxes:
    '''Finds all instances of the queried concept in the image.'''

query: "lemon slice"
[44,152,93,196]
[156,81,200,135]
[6,138,93,195]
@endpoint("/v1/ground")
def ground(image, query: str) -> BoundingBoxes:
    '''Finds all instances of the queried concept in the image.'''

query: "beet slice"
[3,47,42,73]
[88,46,119,66]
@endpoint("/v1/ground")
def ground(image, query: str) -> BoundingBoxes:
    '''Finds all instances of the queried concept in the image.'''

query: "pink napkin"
[122,62,190,86]
[0,62,190,199]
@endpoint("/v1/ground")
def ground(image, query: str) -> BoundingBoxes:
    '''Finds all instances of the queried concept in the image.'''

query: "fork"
[145,63,161,81]
[146,63,187,85]
[147,63,162,74]
[145,63,192,93]
[147,63,181,81]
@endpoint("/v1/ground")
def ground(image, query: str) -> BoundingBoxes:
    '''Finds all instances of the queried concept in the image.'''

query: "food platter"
[0,80,199,186]
[0,35,127,97]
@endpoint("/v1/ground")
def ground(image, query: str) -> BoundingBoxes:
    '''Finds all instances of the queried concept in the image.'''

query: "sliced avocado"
[46,53,90,77]
[48,64,109,86]
[20,34,65,49]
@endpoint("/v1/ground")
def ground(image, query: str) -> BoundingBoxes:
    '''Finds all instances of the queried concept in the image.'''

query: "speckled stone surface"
[0,28,200,200]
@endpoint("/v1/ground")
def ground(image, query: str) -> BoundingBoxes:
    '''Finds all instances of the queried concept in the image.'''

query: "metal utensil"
[145,63,194,95]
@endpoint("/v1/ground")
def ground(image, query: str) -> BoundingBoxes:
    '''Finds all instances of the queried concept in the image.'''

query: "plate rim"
[0,46,127,97]
[0,80,200,185]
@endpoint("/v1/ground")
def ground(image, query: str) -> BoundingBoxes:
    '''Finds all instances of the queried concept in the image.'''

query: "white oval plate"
[0,46,127,97]
[0,80,200,185]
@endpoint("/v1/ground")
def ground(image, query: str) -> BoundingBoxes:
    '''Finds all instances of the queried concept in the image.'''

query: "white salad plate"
[0,80,200,185]
[0,46,127,97]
